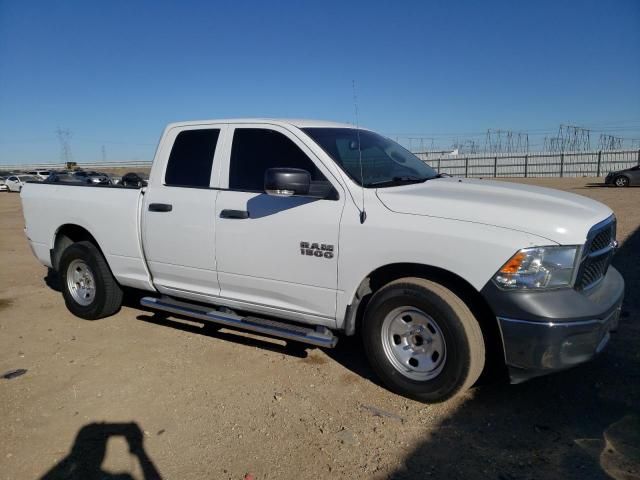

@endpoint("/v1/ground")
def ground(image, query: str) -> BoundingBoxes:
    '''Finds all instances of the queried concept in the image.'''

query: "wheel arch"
[344,262,506,376]
[52,224,104,272]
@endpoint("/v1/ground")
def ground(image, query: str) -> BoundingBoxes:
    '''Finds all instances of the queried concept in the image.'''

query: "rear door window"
[165,129,220,188]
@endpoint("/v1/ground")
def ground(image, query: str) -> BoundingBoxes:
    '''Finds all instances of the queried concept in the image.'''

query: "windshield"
[303,128,438,187]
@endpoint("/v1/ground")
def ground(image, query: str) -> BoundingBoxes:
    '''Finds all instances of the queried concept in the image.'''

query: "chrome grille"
[590,228,614,253]
[575,217,616,290]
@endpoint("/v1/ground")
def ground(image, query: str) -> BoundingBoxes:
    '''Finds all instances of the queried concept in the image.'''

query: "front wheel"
[614,176,629,187]
[59,241,123,319]
[362,277,485,402]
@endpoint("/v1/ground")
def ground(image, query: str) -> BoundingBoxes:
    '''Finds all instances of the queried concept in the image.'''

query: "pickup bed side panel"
[21,183,154,291]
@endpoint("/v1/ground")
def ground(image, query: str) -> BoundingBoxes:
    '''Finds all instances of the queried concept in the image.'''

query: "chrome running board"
[140,296,338,348]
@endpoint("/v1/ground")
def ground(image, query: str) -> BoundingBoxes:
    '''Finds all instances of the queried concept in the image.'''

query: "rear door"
[215,124,345,321]
[142,125,228,298]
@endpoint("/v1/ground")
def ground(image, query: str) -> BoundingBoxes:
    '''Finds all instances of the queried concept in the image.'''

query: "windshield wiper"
[366,176,431,188]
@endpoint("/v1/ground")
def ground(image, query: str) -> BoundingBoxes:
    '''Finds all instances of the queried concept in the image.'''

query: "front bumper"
[481,266,625,383]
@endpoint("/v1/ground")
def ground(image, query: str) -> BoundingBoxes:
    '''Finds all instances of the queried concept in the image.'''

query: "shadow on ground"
[585,182,640,188]
[44,267,62,292]
[134,311,310,359]
[40,422,162,480]
[126,288,310,358]
[386,227,640,479]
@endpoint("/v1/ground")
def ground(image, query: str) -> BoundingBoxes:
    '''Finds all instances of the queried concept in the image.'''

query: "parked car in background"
[0,176,7,192]
[5,175,39,192]
[26,169,52,181]
[45,172,86,184]
[120,172,148,188]
[605,165,640,187]
[71,170,111,185]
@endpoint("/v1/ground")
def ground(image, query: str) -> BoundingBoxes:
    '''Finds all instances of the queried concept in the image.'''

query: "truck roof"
[166,118,357,129]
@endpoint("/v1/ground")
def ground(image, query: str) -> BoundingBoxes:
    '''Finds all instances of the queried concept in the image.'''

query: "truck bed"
[21,182,154,291]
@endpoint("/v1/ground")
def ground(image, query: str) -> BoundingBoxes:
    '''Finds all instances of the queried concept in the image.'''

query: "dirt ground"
[1,178,638,480]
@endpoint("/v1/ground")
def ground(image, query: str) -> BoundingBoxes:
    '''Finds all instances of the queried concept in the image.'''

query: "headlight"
[493,246,579,290]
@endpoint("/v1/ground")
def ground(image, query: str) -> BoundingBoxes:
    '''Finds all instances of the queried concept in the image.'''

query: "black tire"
[59,241,123,319]
[614,175,629,187]
[362,277,485,403]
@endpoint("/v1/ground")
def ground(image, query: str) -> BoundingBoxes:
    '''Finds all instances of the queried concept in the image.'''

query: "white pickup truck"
[21,119,624,402]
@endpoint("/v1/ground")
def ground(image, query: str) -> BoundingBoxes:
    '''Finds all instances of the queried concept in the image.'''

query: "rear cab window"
[165,129,221,188]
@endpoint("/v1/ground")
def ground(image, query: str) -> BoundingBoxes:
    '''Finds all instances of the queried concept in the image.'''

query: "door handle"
[220,209,250,219]
[148,203,173,212]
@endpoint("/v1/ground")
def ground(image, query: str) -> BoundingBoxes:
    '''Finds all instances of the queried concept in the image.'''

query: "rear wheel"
[59,241,123,319]
[362,277,485,402]
[614,176,629,187]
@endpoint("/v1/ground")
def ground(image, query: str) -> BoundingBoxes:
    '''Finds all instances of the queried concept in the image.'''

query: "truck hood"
[375,177,613,244]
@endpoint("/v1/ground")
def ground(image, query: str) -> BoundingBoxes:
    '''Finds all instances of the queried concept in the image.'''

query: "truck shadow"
[611,225,640,311]
[384,226,640,479]
[39,421,162,480]
[44,267,62,292]
[134,311,310,359]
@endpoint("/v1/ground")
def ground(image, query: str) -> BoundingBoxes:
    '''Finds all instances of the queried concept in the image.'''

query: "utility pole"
[598,134,623,151]
[56,127,73,164]
[485,129,529,153]
[545,125,591,152]
[557,124,591,152]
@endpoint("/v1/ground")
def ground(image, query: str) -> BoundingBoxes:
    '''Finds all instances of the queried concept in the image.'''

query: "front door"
[215,125,344,321]
[142,125,227,298]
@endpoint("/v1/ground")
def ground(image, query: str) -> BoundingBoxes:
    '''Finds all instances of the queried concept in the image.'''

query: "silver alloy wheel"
[615,177,628,187]
[66,259,96,306]
[381,307,447,381]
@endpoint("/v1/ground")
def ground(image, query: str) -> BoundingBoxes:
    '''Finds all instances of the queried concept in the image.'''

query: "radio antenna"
[352,80,367,224]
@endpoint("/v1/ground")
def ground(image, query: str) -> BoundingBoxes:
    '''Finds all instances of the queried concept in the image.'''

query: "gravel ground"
[0,178,638,480]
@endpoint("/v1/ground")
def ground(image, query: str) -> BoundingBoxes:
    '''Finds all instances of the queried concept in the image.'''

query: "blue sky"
[1,0,639,164]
